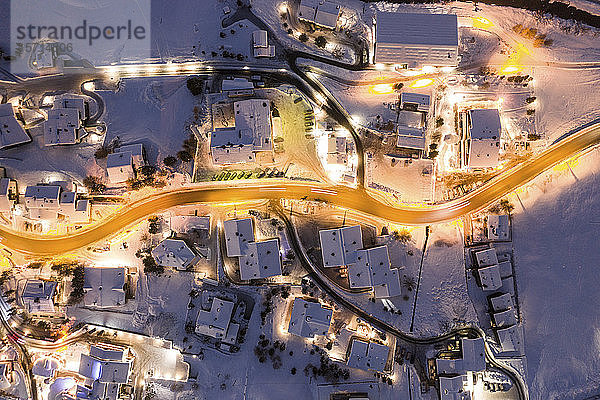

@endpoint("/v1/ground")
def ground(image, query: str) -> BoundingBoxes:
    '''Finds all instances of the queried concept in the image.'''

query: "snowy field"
[511,145,600,400]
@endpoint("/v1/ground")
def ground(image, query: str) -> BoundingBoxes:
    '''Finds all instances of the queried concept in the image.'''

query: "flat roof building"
[223,218,255,257]
[0,103,31,149]
[478,264,502,291]
[106,152,134,184]
[400,93,431,113]
[239,238,282,280]
[347,340,389,373]
[0,178,17,212]
[152,238,199,271]
[44,108,84,146]
[350,246,401,298]
[474,248,498,267]
[116,144,145,169]
[374,12,459,67]
[83,267,126,307]
[495,325,523,353]
[24,185,61,210]
[319,225,363,267]
[492,309,517,328]
[211,99,272,164]
[466,109,501,169]
[195,297,239,344]
[252,30,275,58]
[298,0,341,30]
[396,126,426,151]
[436,337,486,376]
[21,279,57,314]
[487,214,509,241]
[489,292,513,312]
[288,298,333,338]
[439,375,471,400]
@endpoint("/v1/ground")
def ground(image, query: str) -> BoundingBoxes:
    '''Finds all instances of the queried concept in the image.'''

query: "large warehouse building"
[373,12,459,68]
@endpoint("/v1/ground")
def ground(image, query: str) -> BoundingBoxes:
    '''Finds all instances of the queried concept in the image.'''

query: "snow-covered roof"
[24,185,61,209]
[396,125,426,150]
[496,325,523,353]
[21,279,57,313]
[254,45,275,58]
[487,214,509,241]
[90,345,125,362]
[376,12,458,47]
[298,0,340,29]
[347,340,389,372]
[253,30,268,47]
[499,261,512,278]
[0,103,31,149]
[195,297,235,340]
[169,215,210,233]
[400,92,431,112]
[493,309,517,328]
[461,337,486,371]
[106,151,134,183]
[489,292,513,312]
[152,238,198,271]
[348,250,372,289]
[235,99,272,151]
[32,358,59,378]
[83,267,126,307]
[44,108,83,146]
[468,109,501,140]
[116,143,144,168]
[474,248,498,267]
[210,99,272,164]
[374,12,458,65]
[439,375,471,400]
[478,264,502,291]
[319,225,363,267]
[365,246,401,298]
[239,238,282,280]
[288,298,332,338]
[223,218,255,257]
[54,95,86,117]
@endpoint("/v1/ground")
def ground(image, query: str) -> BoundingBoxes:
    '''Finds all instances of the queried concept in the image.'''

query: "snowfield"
[512,146,600,400]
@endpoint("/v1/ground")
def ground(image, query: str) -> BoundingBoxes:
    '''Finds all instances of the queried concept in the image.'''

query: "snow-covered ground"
[510,145,600,400]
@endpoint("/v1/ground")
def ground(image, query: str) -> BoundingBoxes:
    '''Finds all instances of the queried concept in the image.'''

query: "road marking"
[259,187,286,192]
[311,188,337,196]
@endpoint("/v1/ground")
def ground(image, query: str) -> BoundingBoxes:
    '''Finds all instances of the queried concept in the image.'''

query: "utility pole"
[342,210,347,226]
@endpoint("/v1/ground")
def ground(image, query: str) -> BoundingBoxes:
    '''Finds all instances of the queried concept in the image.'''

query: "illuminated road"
[1,122,599,256]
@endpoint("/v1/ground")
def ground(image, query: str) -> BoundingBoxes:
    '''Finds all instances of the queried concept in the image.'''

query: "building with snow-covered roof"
[327,135,349,165]
[239,238,282,280]
[477,264,502,291]
[400,93,431,113]
[487,214,509,241]
[495,325,523,353]
[58,191,90,223]
[436,337,486,376]
[439,375,471,400]
[0,178,17,212]
[0,103,31,149]
[396,125,426,151]
[288,298,332,338]
[474,248,498,267]
[24,185,61,220]
[116,144,145,168]
[489,292,513,312]
[210,99,272,164]
[169,215,210,233]
[298,0,341,30]
[466,109,502,169]
[106,151,134,184]
[492,309,517,328]
[252,30,275,58]
[350,246,401,298]
[195,297,239,344]
[319,225,363,267]
[224,218,255,257]
[78,344,131,395]
[374,12,459,67]
[21,279,57,314]
[83,267,126,307]
[347,340,390,373]
[152,238,199,271]
[44,108,84,146]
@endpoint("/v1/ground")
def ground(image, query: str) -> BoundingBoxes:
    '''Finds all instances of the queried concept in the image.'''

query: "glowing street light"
[409,78,434,88]
[368,83,394,95]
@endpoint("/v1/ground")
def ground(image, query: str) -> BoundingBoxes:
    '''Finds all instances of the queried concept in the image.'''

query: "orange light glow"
[472,17,493,29]
[368,83,395,94]
[409,78,434,88]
